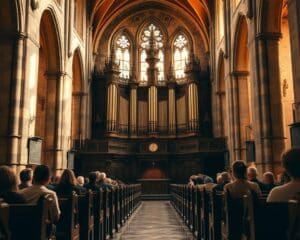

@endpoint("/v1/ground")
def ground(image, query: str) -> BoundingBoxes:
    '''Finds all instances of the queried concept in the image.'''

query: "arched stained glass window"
[115,35,130,79]
[140,24,164,82]
[174,34,189,79]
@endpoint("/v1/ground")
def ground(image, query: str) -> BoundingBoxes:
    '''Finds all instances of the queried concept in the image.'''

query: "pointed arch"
[35,10,62,167]
[71,49,84,148]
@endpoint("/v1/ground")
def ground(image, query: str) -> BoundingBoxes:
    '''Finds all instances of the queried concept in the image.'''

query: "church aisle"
[115,201,195,240]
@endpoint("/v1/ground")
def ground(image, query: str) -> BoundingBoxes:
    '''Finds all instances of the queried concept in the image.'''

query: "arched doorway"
[233,16,252,160]
[35,11,61,167]
[71,50,83,149]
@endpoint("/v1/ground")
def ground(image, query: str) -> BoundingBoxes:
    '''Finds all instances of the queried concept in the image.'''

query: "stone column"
[129,81,138,136]
[168,81,176,135]
[288,0,300,123]
[8,33,25,167]
[256,33,285,172]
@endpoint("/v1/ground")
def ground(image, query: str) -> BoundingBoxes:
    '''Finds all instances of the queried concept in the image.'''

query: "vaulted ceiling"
[90,0,211,50]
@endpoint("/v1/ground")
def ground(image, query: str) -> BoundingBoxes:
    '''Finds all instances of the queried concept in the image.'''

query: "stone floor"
[114,201,195,240]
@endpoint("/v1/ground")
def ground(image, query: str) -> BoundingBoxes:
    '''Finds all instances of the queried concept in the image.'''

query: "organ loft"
[0,0,300,239]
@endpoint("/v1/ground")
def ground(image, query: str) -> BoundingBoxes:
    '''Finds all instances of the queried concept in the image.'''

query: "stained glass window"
[140,24,164,82]
[174,34,189,79]
[115,35,130,79]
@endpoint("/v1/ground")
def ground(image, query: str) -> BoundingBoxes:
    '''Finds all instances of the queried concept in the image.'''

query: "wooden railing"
[0,184,141,240]
[170,184,300,240]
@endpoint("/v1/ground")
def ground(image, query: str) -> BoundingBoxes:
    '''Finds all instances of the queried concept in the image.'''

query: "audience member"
[77,176,85,187]
[224,161,261,198]
[85,172,100,192]
[98,172,113,190]
[55,169,86,196]
[215,171,231,191]
[267,148,300,202]
[0,166,26,203]
[20,165,60,222]
[48,176,60,190]
[247,166,267,191]
[18,168,33,190]
[262,171,276,192]
[197,174,214,184]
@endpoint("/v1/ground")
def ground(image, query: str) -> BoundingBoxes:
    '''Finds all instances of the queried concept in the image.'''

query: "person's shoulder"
[224,181,233,190]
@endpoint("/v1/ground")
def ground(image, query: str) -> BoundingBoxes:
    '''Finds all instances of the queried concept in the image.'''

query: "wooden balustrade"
[170,184,300,240]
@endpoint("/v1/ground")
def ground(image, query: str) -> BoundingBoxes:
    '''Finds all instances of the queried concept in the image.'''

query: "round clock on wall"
[148,143,158,152]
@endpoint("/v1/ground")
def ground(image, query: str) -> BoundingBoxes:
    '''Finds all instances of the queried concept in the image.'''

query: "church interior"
[0,0,300,239]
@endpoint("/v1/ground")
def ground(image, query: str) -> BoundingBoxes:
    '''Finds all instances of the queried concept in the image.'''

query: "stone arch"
[71,49,84,149]
[259,0,284,33]
[35,10,62,168]
[232,15,253,160]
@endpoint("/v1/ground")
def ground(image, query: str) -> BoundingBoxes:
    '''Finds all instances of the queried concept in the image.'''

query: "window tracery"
[174,34,189,79]
[115,35,131,79]
[140,24,164,82]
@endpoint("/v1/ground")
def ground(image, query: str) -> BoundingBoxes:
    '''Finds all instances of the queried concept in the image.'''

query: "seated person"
[55,169,86,196]
[215,171,231,191]
[76,176,85,187]
[20,165,60,222]
[85,172,100,192]
[267,148,300,202]
[98,173,113,190]
[0,166,26,203]
[262,171,276,192]
[247,166,267,191]
[188,175,198,187]
[18,168,33,190]
[196,174,214,184]
[224,161,261,198]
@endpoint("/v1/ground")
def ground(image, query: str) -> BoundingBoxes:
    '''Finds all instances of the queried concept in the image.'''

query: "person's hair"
[19,168,33,182]
[98,172,106,182]
[77,176,84,186]
[59,169,76,186]
[263,171,274,183]
[247,166,258,179]
[33,165,50,184]
[221,171,231,183]
[89,172,97,184]
[232,160,247,179]
[0,166,18,193]
[282,148,300,178]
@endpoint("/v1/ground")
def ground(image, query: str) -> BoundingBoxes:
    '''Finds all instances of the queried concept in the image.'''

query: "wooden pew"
[78,191,94,240]
[205,184,223,240]
[243,194,300,240]
[8,195,54,240]
[0,202,9,240]
[102,190,110,240]
[221,190,245,240]
[92,190,103,240]
[56,193,80,240]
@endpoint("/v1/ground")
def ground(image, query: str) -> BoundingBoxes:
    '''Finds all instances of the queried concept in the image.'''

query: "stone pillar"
[256,33,285,172]
[54,72,65,172]
[7,33,25,167]
[129,82,138,136]
[148,86,157,133]
[288,0,300,123]
[168,81,176,135]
